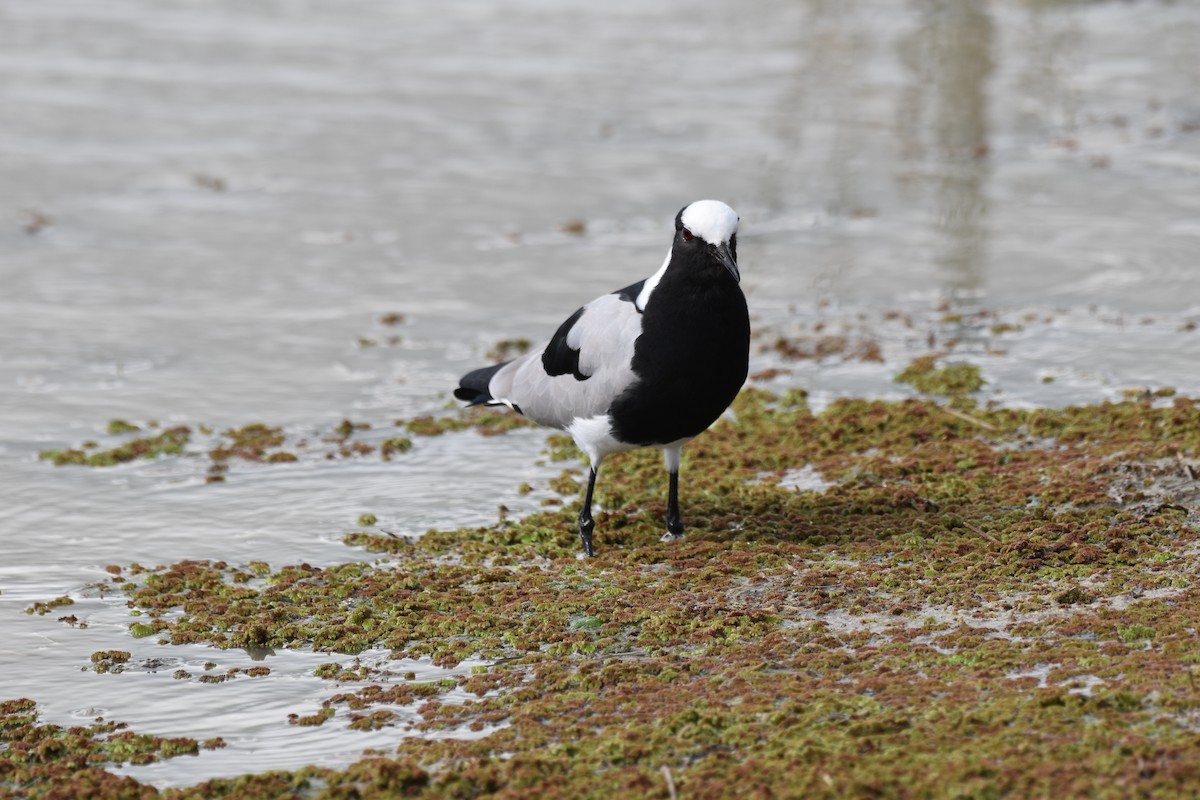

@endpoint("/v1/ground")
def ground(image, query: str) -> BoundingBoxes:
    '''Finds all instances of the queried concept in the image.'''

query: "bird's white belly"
[566,414,693,467]
[566,415,637,465]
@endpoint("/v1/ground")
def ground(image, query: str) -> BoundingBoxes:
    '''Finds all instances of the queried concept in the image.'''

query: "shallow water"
[2,0,1199,786]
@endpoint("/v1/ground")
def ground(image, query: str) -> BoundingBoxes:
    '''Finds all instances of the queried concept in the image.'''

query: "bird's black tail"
[454,362,508,406]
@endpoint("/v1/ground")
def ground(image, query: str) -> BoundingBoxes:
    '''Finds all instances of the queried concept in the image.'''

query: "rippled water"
[2,0,1199,785]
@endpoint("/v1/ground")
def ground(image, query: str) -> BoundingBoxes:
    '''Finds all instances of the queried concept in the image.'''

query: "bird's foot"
[578,516,596,557]
[664,512,684,544]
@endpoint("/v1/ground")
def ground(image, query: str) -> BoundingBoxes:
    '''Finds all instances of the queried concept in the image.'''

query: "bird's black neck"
[609,256,750,446]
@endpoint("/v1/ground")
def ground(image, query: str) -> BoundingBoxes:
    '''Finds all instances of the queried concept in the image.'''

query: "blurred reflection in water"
[897,0,994,296]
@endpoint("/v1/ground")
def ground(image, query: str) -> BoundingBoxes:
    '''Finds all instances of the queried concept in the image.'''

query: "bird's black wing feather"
[541,307,589,380]
[455,361,508,404]
[541,280,645,381]
[613,279,646,308]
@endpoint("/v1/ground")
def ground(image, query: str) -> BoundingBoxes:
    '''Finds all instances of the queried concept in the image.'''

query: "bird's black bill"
[712,242,739,282]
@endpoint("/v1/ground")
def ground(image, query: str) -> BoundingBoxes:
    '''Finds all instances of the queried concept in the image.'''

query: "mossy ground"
[10,390,1200,798]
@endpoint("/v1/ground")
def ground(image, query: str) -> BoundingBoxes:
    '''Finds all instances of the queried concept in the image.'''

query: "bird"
[454,199,750,556]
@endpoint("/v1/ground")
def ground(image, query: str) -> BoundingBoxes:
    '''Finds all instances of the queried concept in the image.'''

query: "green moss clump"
[380,437,413,460]
[486,337,532,361]
[106,419,141,435]
[335,419,371,438]
[403,416,468,436]
[39,427,191,467]
[25,596,74,615]
[895,355,985,395]
[90,651,131,674]
[1118,624,1155,643]
[404,406,535,437]
[288,708,335,727]
[129,623,158,639]
[209,423,286,463]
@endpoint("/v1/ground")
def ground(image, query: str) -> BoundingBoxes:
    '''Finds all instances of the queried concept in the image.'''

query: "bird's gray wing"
[486,292,643,430]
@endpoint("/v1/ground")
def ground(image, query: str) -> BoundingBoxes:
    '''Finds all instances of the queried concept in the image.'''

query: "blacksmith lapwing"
[455,200,750,556]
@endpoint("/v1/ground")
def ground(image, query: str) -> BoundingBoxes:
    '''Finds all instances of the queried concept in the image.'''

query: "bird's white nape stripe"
[680,200,738,244]
[635,248,672,311]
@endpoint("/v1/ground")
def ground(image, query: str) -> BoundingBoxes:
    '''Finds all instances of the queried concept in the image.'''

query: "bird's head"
[674,199,740,283]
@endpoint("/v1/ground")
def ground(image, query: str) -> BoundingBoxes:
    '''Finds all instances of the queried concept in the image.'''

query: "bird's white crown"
[680,200,738,244]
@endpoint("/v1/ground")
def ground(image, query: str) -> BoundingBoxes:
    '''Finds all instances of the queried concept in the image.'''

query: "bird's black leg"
[662,445,684,543]
[665,468,684,540]
[578,466,598,557]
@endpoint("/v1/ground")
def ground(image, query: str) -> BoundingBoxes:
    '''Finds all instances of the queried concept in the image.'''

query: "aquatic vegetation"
[485,337,533,361]
[380,437,412,460]
[0,698,210,796]
[334,419,370,439]
[33,406,522,481]
[209,423,287,463]
[402,407,535,437]
[90,651,130,674]
[768,333,883,362]
[13,391,1200,797]
[24,596,73,616]
[39,427,191,467]
[894,355,985,395]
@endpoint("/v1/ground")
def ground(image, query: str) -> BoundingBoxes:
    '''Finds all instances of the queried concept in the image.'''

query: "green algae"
[769,333,883,363]
[402,407,535,437]
[0,698,205,797]
[38,406,530,482]
[895,355,985,396]
[334,419,370,438]
[39,426,191,467]
[380,437,412,460]
[287,708,334,727]
[485,337,533,361]
[209,423,287,463]
[16,392,1200,797]
[90,651,130,674]
[106,419,141,435]
[25,596,73,616]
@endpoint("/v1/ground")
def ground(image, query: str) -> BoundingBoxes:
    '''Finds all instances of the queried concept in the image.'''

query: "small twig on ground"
[961,520,999,543]
[661,766,678,800]
[940,405,998,431]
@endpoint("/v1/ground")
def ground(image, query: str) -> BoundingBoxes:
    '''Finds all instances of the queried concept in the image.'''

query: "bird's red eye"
[681,229,694,242]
